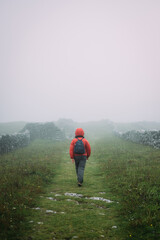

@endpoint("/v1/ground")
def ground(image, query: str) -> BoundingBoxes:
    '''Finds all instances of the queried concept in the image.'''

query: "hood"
[75,128,84,137]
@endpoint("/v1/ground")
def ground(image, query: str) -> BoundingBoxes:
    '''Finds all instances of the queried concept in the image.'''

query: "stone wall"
[116,130,160,149]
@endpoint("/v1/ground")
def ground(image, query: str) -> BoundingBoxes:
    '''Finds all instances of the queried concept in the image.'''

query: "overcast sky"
[0,0,160,123]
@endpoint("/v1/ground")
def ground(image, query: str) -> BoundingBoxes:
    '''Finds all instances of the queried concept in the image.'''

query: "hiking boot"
[78,182,82,187]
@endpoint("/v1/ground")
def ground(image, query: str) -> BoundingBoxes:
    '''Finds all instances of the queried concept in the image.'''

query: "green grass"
[94,136,160,239]
[1,136,160,239]
[0,140,64,240]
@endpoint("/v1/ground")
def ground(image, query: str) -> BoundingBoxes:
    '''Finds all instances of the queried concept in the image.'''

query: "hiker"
[69,128,91,187]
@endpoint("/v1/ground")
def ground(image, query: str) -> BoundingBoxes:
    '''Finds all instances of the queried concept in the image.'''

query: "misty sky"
[1,0,160,123]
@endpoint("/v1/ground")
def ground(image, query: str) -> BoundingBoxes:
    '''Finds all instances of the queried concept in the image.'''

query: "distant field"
[0,122,26,135]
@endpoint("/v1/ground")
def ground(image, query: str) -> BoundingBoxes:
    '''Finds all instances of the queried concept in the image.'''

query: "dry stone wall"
[0,122,65,154]
[116,130,160,149]
[0,130,30,154]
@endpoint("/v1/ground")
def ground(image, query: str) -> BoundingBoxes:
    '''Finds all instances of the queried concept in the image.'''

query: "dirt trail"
[26,145,119,240]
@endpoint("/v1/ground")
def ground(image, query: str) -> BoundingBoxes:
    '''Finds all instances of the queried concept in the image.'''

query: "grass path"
[25,142,120,240]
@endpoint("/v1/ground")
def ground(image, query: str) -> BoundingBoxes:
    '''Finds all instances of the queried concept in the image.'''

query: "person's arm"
[69,139,75,161]
[85,140,91,159]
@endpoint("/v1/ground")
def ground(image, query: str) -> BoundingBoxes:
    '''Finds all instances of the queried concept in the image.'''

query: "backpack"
[74,137,85,154]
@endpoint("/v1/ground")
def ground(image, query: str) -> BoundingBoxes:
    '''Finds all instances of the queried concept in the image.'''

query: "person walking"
[69,128,91,187]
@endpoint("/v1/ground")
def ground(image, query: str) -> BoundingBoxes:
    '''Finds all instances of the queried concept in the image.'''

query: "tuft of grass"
[0,140,64,240]
[95,136,160,239]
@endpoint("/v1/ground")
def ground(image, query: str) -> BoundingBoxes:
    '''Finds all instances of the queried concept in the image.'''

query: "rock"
[64,193,83,198]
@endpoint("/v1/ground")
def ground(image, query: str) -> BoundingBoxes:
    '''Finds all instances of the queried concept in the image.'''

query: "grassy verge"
[95,136,160,239]
[0,140,63,240]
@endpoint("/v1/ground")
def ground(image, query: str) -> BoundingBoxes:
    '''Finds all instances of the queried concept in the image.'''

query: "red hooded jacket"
[69,128,91,159]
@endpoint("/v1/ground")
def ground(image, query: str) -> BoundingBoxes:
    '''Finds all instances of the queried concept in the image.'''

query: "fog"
[1,0,160,123]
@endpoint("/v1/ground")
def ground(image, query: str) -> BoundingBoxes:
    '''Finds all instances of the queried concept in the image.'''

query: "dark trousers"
[74,155,87,184]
